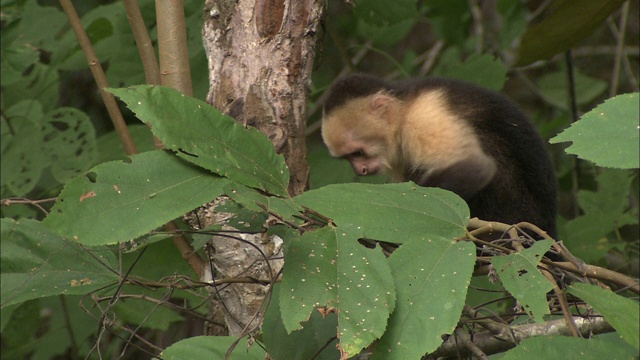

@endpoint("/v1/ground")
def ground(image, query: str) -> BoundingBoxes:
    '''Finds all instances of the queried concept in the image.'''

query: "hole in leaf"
[50,120,69,131]
[178,149,198,158]
[86,172,97,183]
[517,269,528,276]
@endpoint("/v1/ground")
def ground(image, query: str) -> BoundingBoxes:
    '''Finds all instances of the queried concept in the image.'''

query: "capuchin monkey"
[321,74,558,239]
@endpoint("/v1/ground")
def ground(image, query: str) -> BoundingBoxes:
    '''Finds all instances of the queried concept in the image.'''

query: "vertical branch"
[156,0,193,96]
[565,50,581,216]
[58,0,138,156]
[123,0,161,86]
[154,0,203,277]
[609,1,630,97]
[123,0,165,149]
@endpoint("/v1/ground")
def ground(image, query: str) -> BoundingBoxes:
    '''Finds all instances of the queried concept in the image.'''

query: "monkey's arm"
[409,155,497,200]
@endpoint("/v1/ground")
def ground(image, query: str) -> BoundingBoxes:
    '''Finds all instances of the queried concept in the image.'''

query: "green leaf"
[15,0,67,52]
[215,200,269,232]
[1,103,97,194]
[491,240,555,323]
[516,0,627,66]
[569,282,640,350]
[41,107,98,184]
[562,169,637,262]
[296,183,469,242]
[1,101,47,196]
[223,183,301,223]
[281,227,396,357]
[501,336,636,360]
[108,85,290,197]
[537,70,608,110]
[357,18,416,47]
[31,296,97,360]
[1,62,60,113]
[160,335,265,359]
[96,124,156,163]
[550,93,640,169]
[497,0,527,50]
[432,50,507,91]
[113,299,183,331]
[426,0,471,46]
[353,0,419,26]
[1,300,40,357]
[1,219,119,307]
[263,283,340,360]
[44,150,230,246]
[1,43,40,85]
[373,237,476,359]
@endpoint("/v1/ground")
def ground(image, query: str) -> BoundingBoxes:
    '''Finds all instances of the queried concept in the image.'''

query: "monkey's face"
[322,126,389,177]
[344,148,383,176]
[321,93,400,177]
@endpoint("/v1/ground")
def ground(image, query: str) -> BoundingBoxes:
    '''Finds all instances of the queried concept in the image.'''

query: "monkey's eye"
[351,150,365,157]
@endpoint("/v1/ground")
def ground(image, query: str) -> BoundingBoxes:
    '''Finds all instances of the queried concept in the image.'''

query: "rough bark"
[200,0,323,336]
[203,0,322,196]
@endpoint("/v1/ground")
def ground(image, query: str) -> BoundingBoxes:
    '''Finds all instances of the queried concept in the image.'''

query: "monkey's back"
[398,78,558,238]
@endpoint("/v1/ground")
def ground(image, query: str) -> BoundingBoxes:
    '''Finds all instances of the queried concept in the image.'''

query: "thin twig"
[540,266,580,337]
[59,0,138,156]
[608,1,630,97]
[455,327,489,360]
[1,197,57,216]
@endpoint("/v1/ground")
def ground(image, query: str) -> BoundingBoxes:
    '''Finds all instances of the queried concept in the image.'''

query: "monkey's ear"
[368,92,397,119]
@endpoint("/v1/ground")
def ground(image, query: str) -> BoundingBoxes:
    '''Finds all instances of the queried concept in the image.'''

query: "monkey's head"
[321,91,403,177]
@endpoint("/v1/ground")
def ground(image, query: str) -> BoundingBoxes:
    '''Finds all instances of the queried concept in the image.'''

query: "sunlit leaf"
[108,85,290,197]
[44,150,229,245]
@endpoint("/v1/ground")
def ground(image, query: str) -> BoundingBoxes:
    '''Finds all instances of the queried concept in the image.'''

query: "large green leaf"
[108,85,290,197]
[517,0,626,66]
[44,150,229,245]
[569,283,640,350]
[550,93,639,169]
[373,237,476,359]
[491,240,555,323]
[296,183,469,242]
[160,336,265,359]
[281,227,396,358]
[1,219,119,307]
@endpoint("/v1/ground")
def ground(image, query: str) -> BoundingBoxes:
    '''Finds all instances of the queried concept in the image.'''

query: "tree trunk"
[199,0,323,336]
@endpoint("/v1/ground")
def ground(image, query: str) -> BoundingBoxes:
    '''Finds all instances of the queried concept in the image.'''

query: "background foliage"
[1,0,638,359]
